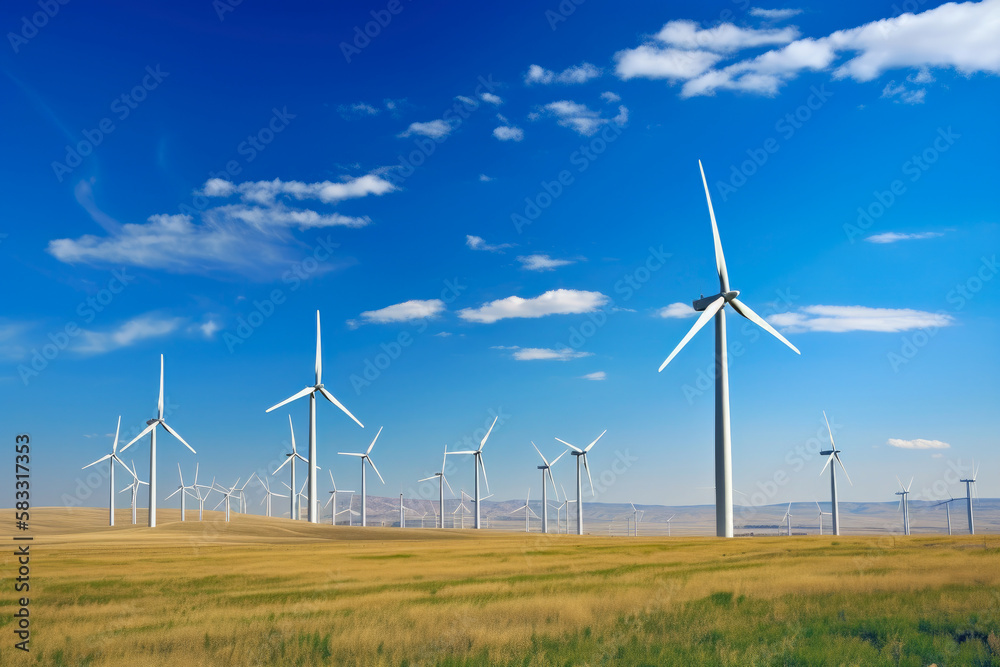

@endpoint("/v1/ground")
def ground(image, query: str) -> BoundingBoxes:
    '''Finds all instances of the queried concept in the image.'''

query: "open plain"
[2,508,999,666]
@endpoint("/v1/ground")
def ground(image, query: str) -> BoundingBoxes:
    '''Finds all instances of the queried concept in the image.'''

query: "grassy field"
[2,508,999,666]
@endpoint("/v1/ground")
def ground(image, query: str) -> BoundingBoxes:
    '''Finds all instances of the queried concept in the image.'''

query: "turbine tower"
[555,429,606,535]
[273,416,309,520]
[82,416,125,526]
[418,446,454,529]
[449,416,498,529]
[121,355,196,528]
[338,426,385,526]
[532,442,565,534]
[960,462,979,535]
[814,501,831,535]
[666,514,675,537]
[657,161,800,538]
[895,477,913,535]
[780,503,793,537]
[819,411,852,535]
[266,311,364,523]
[933,497,957,535]
[629,503,644,537]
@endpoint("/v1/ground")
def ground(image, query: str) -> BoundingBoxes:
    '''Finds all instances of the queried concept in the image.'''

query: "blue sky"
[2,0,997,514]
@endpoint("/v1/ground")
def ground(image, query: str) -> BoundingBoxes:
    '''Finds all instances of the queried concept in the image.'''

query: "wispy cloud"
[658,302,696,319]
[881,80,926,104]
[866,231,944,243]
[887,438,950,450]
[517,254,574,271]
[201,174,395,205]
[493,125,524,141]
[543,100,628,136]
[478,174,494,182]
[75,313,186,355]
[466,235,515,253]
[492,345,592,361]
[770,305,954,333]
[749,7,803,21]
[525,62,602,85]
[398,119,452,139]
[349,299,445,327]
[480,92,502,105]
[459,289,610,324]
[580,371,607,380]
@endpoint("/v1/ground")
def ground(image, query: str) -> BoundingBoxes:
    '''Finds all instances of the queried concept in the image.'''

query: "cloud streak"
[770,305,954,333]
[459,289,610,324]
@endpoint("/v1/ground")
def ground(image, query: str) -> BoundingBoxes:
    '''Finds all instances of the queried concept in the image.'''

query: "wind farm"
[6,0,999,664]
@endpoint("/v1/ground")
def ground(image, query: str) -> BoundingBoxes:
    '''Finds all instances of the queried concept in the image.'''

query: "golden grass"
[2,508,998,666]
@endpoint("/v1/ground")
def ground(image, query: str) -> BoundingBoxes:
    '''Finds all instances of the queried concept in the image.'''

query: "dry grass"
[2,508,999,666]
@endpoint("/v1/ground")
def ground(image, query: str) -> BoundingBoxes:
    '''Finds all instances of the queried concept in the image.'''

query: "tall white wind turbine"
[666,514,675,537]
[819,411,852,535]
[120,459,148,525]
[657,162,800,538]
[82,416,126,526]
[338,426,384,526]
[895,477,913,535]
[324,470,354,525]
[532,442,565,534]
[120,355,196,528]
[960,462,979,534]
[933,497,957,535]
[418,446,454,529]
[273,415,309,520]
[266,311,364,523]
[555,429,606,535]
[449,416,498,529]
[213,478,240,522]
[165,463,198,521]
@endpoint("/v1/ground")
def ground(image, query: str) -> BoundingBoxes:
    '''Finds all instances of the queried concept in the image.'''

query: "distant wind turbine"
[213,478,240,522]
[82,416,126,526]
[819,411,852,535]
[513,488,540,533]
[629,503,644,537]
[266,311,364,523]
[120,459,148,525]
[273,415,309,520]
[449,416,499,529]
[895,477,913,535]
[165,463,198,521]
[338,426,385,526]
[665,514,675,537]
[258,475,288,518]
[532,442,565,534]
[657,161,800,538]
[418,446,454,529]
[555,429,606,535]
[194,475,215,521]
[120,355,196,528]
[324,470,354,525]
[960,461,979,534]
[933,497,958,535]
[814,501,831,535]
[780,503,793,537]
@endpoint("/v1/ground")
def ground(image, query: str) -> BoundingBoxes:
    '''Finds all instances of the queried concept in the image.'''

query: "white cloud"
[493,346,593,361]
[75,313,185,355]
[658,302,697,318]
[517,254,574,271]
[202,174,396,205]
[526,62,603,85]
[770,305,954,333]
[352,299,445,327]
[543,100,627,136]
[398,119,452,139]
[480,92,502,105]
[479,174,494,182]
[887,438,951,450]
[866,231,944,243]
[749,8,803,21]
[655,19,800,52]
[881,80,927,104]
[208,203,370,229]
[493,125,525,141]
[615,46,724,81]
[459,289,610,323]
[466,235,515,252]
[434,331,453,337]
[580,371,607,380]
[600,91,621,102]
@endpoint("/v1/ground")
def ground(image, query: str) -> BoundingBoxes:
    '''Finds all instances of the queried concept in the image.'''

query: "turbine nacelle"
[693,290,740,312]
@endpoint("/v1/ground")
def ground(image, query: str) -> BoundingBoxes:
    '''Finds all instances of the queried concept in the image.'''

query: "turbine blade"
[480,457,490,494]
[449,450,478,455]
[158,354,165,419]
[339,452,365,457]
[366,425,383,454]
[819,451,835,476]
[658,296,725,372]
[417,475,437,483]
[480,416,498,450]
[267,386,314,413]
[120,422,156,452]
[329,469,336,490]
[531,441,550,466]
[585,429,607,452]
[274,455,292,473]
[161,421,196,454]
[583,455,594,497]
[729,298,800,355]
[367,457,386,485]
[835,453,853,486]
[288,414,297,454]
[319,387,364,428]
[550,449,568,466]
[82,453,112,469]
[822,411,836,448]
[699,160,730,292]
[442,474,454,497]
[166,486,183,500]
[555,437,582,453]
[546,469,559,501]
[315,310,322,386]
[441,446,448,473]
[113,415,122,453]
[907,477,913,492]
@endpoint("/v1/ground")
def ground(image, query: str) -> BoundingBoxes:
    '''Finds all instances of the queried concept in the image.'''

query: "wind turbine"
[235,474,258,514]
[532,442,565,534]
[338,426,384,526]
[418,446,454,529]
[324,470,354,525]
[818,411,852,535]
[120,459,148,525]
[194,475,215,521]
[453,491,471,529]
[399,493,419,528]
[82,416,126,526]
[895,477,913,535]
[555,429,606,535]
[337,497,360,526]
[513,489,540,533]
[559,484,576,534]
[665,514,675,537]
[814,501,832,535]
[779,503,793,537]
[629,503,644,537]
[933,497,958,535]
[120,354,196,528]
[265,310,364,523]
[165,463,198,521]
[960,461,979,534]
[449,416,498,529]
[657,161,800,538]
[273,416,310,520]
[258,475,288,518]
[213,478,240,522]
